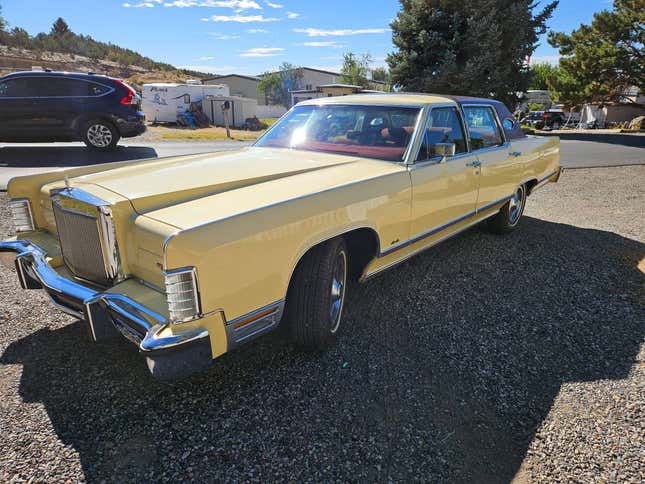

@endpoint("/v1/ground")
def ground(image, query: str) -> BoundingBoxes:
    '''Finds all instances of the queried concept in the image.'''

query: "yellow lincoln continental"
[1,94,560,379]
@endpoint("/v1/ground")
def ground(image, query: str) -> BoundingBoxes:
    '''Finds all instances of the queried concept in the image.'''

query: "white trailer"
[142,83,230,123]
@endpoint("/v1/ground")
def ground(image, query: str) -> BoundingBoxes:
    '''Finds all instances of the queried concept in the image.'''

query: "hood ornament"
[64,176,71,191]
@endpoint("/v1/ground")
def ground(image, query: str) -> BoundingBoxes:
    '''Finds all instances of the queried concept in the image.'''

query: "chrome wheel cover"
[329,250,347,334]
[508,186,525,225]
[87,124,113,148]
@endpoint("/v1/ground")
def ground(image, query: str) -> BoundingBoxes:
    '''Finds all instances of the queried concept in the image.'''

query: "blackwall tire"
[284,238,348,351]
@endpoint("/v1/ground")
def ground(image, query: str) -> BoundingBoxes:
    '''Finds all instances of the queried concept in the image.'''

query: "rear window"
[255,104,421,162]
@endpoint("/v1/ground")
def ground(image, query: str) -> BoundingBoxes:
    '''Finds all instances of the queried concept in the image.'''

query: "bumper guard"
[0,239,212,379]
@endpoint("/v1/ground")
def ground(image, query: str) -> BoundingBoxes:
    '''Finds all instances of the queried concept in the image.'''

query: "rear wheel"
[487,184,527,234]
[284,238,348,350]
[82,119,120,151]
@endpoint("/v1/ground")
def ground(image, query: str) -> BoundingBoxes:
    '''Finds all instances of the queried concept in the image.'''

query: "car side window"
[37,78,96,97]
[89,83,109,96]
[0,78,38,97]
[463,106,504,150]
[416,107,467,161]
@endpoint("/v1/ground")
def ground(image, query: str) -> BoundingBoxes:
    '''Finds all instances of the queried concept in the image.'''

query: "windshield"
[255,104,421,162]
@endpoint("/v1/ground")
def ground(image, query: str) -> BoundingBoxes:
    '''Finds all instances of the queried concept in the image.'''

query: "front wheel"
[284,238,348,351]
[82,119,120,151]
[487,184,527,234]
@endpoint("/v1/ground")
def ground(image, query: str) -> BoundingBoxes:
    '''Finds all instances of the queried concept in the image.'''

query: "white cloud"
[123,1,157,7]
[302,41,344,48]
[265,1,283,7]
[294,27,389,37]
[208,32,241,39]
[247,28,269,33]
[286,11,300,19]
[198,56,216,60]
[163,0,261,10]
[202,14,280,22]
[240,47,285,57]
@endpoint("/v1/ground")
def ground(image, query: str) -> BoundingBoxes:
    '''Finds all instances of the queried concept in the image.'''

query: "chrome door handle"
[466,161,481,167]
[509,151,522,157]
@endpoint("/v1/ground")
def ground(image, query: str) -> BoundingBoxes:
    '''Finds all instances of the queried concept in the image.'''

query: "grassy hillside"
[0,13,207,90]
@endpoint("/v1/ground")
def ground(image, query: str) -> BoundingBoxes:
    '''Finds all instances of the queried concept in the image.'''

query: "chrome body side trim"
[0,239,210,355]
[225,299,285,350]
[161,171,403,268]
[363,211,498,282]
[380,194,512,257]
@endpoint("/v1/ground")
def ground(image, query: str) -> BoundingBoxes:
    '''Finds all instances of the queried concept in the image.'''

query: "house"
[291,84,363,105]
[202,74,263,104]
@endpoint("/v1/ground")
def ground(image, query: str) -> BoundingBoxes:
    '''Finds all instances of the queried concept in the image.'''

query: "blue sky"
[2,0,613,75]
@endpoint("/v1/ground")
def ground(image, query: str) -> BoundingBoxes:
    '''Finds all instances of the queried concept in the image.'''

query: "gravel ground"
[0,166,643,482]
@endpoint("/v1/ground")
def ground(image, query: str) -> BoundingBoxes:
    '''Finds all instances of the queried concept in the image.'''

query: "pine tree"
[387,0,558,106]
[548,0,644,104]
[51,17,70,37]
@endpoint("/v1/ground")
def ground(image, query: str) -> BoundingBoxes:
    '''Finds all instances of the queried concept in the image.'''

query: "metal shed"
[205,95,258,128]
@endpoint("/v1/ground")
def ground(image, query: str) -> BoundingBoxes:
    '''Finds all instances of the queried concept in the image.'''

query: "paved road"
[0,136,643,189]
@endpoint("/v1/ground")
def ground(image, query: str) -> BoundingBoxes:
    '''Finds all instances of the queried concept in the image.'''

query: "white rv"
[141,83,229,123]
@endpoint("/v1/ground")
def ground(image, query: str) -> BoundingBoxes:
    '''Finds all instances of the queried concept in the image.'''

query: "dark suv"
[0,70,145,150]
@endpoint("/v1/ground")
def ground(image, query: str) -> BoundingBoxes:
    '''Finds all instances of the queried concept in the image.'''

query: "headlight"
[9,198,35,233]
[164,267,200,324]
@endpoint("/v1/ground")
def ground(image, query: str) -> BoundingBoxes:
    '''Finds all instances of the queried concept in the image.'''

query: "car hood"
[70,147,359,215]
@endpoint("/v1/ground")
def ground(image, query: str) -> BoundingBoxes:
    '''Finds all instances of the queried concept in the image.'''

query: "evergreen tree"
[0,5,6,32]
[387,0,558,106]
[549,0,644,103]
[51,17,70,37]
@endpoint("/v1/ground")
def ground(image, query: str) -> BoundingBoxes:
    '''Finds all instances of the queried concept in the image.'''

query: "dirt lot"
[0,166,643,482]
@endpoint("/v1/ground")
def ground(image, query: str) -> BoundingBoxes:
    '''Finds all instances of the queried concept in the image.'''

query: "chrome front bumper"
[0,239,212,379]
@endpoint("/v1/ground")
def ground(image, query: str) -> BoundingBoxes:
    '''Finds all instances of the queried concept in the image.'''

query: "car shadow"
[0,145,158,167]
[1,217,643,482]
[541,131,645,148]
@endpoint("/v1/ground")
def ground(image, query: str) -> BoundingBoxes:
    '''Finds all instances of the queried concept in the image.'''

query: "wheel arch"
[523,177,539,196]
[286,226,381,295]
[72,113,120,136]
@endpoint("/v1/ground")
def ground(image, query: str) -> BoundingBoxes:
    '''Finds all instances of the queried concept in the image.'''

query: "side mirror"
[433,142,456,160]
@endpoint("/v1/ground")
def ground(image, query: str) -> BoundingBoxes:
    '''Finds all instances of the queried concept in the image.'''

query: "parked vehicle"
[541,111,566,130]
[521,110,545,128]
[522,110,568,130]
[0,70,145,150]
[141,82,229,124]
[0,93,561,380]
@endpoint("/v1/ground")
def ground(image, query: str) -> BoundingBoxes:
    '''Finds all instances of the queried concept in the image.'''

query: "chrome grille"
[51,189,122,286]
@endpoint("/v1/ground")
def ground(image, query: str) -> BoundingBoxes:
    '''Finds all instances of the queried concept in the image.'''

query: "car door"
[0,77,41,138]
[462,104,517,210]
[409,106,480,238]
[31,77,86,135]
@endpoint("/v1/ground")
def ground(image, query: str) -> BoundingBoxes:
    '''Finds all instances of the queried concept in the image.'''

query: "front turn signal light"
[9,199,35,233]
[164,267,200,324]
